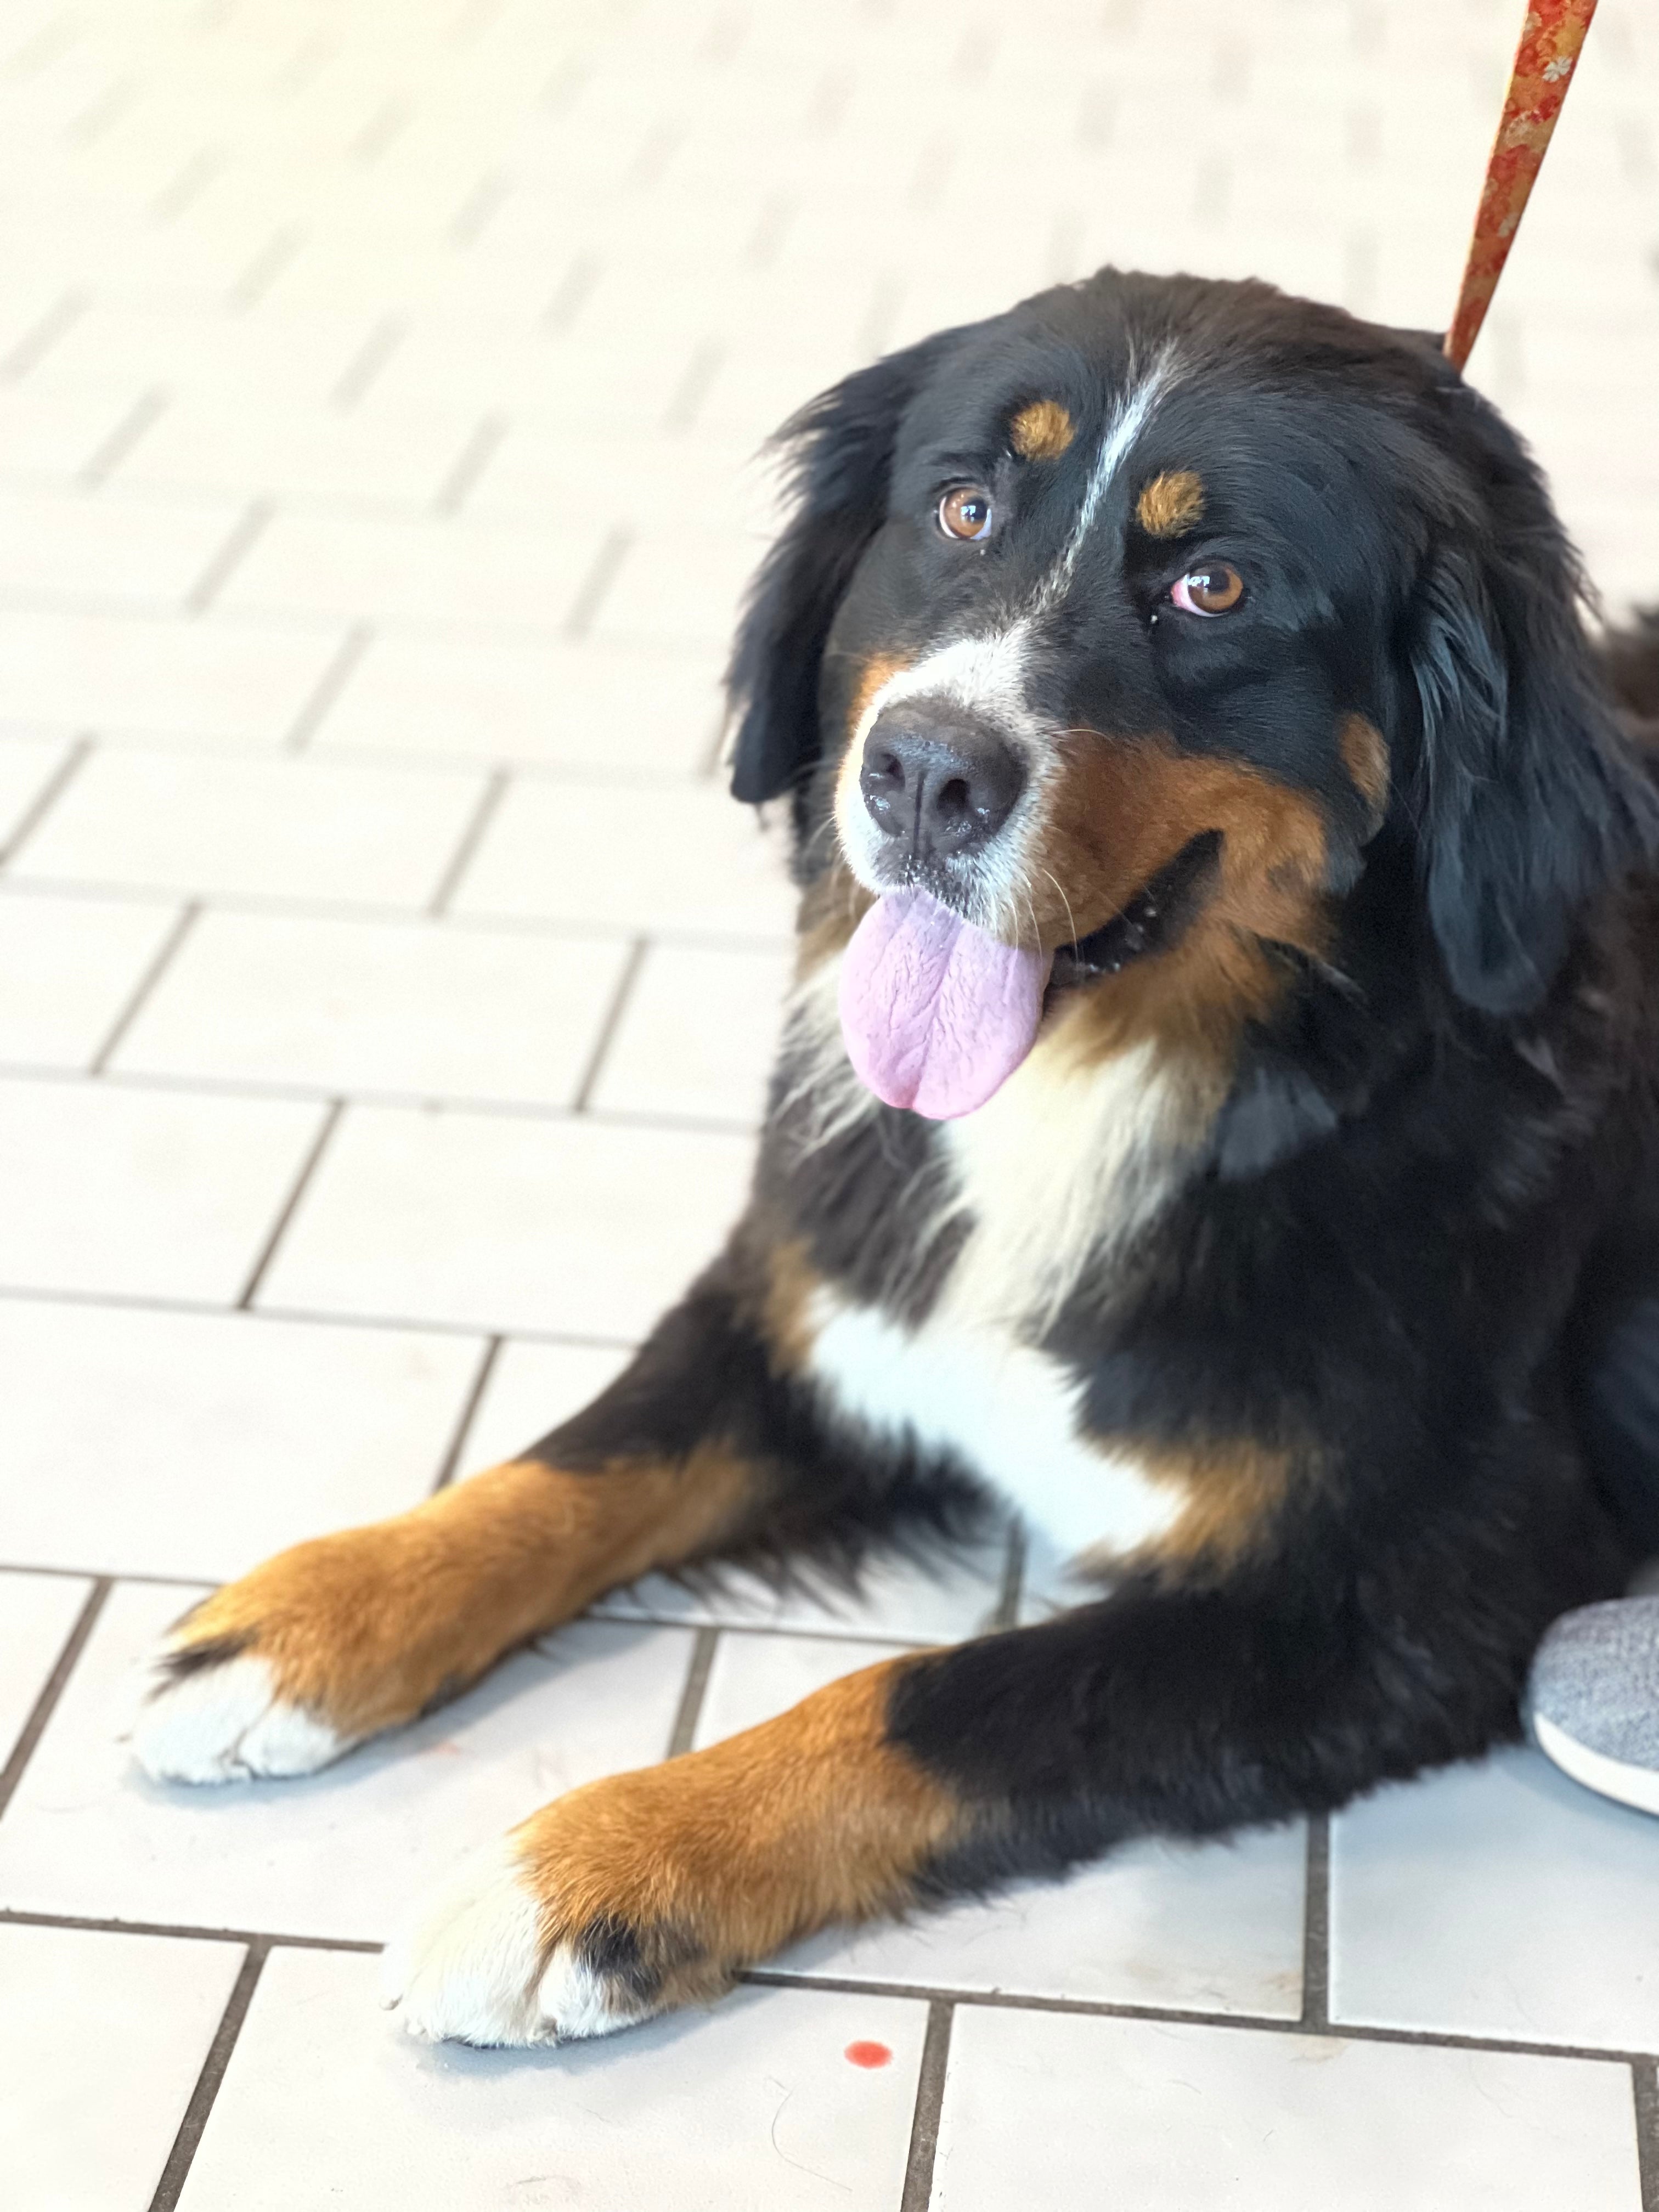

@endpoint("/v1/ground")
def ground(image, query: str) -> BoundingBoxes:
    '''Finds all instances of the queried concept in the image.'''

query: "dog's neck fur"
[784,943,1208,1340]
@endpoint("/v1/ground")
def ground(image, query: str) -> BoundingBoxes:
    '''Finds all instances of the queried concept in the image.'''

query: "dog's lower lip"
[1049,830,1224,986]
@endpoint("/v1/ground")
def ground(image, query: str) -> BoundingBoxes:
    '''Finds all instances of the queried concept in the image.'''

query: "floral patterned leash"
[1444,0,1599,373]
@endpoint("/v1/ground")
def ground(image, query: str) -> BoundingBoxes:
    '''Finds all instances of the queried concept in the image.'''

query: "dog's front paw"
[380,1662,958,2047]
[380,1833,667,2047]
[381,1758,777,2047]
[129,1519,460,1786]
[132,1640,352,1785]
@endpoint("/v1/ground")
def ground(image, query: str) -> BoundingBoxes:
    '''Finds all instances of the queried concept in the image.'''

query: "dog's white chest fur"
[802,1030,1190,1565]
[806,1293,1178,1561]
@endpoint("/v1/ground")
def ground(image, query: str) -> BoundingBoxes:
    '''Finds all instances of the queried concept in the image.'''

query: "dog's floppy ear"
[1408,519,1658,1015]
[727,330,958,812]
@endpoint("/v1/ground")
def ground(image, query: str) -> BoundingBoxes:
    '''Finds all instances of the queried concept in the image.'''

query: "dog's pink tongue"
[838,891,1051,1119]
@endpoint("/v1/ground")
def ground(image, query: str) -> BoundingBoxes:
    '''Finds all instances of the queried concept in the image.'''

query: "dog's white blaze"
[853,625,1040,755]
[837,357,1176,929]
[805,1027,1192,1564]
[1035,352,1175,610]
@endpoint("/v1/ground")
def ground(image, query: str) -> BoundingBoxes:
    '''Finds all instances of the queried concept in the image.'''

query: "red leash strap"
[1444,0,1599,372]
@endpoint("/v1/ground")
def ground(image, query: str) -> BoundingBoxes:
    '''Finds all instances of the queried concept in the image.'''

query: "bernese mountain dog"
[134,267,1659,2050]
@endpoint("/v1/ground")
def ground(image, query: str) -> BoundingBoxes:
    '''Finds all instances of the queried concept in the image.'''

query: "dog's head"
[729,269,1654,1124]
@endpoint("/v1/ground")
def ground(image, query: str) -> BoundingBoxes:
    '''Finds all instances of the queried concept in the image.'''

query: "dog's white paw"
[131,1647,348,1785]
[381,1838,651,2048]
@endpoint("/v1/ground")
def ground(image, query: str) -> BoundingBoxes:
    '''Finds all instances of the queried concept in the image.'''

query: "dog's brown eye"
[939,486,995,542]
[1170,564,1244,616]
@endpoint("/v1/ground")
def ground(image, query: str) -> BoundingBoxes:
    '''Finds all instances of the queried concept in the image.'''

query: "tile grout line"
[0,1578,111,1822]
[665,1626,721,1756]
[230,224,304,313]
[450,166,512,249]
[0,883,786,965]
[0,1056,769,1127]
[0,733,93,867]
[349,97,409,165]
[234,1098,346,1309]
[80,388,170,489]
[432,413,510,518]
[0,1907,380,1952]
[541,52,590,111]
[88,901,201,1074]
[1636,2063,1659,2212]
[145,1939,269,2212]
[63,72,133,147]
[4,1889,1659,2074]
[273,29,334,99]
[4,16,74,82]
[743,1969,1659,2066]
[0,290,85,383]
[570,935,648,1110]
[562,527,632,641]
[662,341,723,434]
[186,498,274,615]
[428,1335,503,1492]
[898,1999,954,2212]
[151,145,225,225]
[0,1277,643,1351]
[332,315,405,409]
[543,251,600,332]
[0,575,744,656]
[284,622,372,751]
[0,707,735,791]
[427,769,509,915]
[1299,1812,1330,2030]
[0,1562,946,1655]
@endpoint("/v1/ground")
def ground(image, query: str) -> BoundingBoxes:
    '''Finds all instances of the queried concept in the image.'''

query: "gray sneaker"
[1525,1598,1659,1816]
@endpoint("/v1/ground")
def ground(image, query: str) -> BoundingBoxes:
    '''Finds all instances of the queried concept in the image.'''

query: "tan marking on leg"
[167,1451,760,1740]
[510,1656,964,2011]
[1338,711,1390,831]
[1008,398,1075,462]
[1135,469,1204,536]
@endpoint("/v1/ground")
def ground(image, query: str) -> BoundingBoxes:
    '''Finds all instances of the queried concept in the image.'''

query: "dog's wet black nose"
[859,713,1024,856]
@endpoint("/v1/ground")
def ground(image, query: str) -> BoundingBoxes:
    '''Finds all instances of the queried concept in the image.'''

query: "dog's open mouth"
[1047,830,1222,993]
[839,832,1223,1120]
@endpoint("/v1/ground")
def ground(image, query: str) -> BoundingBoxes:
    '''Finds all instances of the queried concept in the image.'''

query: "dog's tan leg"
[382,1654,966,2045]
[132,1446,759,1784]
[129,1226,982,1787]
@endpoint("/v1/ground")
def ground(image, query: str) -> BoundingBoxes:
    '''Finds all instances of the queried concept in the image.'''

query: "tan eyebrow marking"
[1008,398,1075,462]
[1136,469,1205,537]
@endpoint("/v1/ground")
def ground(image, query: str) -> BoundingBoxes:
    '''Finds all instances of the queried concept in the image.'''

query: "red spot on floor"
[844,2040,892,2069]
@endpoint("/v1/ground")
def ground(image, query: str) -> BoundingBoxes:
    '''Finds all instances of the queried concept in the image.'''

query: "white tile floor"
[1,1,1656,2208]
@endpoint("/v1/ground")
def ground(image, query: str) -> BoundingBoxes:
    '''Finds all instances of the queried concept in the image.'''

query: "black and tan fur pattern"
[140,267,1659,2046]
